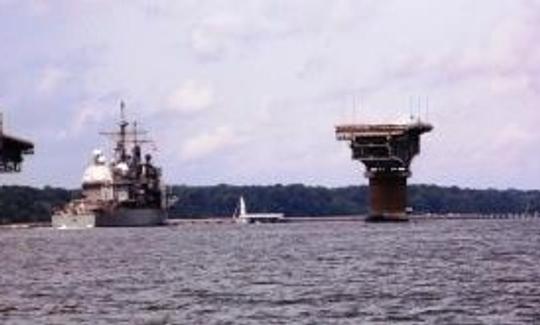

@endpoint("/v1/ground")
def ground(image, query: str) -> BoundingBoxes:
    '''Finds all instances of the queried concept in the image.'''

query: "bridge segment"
[0,114,34,173]
[336,122,433,221]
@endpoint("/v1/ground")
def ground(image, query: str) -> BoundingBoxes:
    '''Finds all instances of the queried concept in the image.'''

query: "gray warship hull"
[52,208,167,229]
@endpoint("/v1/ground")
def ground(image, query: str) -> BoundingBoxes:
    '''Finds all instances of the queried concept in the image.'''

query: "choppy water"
[1,219,539,324]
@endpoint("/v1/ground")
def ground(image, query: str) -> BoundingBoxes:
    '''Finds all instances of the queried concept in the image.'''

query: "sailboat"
[232,196,285,224]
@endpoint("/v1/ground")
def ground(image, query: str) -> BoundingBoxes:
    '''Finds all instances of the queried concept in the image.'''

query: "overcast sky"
[1,0,539,189]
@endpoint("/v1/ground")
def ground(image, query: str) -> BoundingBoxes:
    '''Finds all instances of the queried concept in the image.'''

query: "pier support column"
[367,171,409,222]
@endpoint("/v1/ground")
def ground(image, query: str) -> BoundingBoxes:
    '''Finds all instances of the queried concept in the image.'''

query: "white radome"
[82,165,113,184]
[115,162,129,175]
[97,155,107,164]
[92,148,103,157]
[82,151,113,184]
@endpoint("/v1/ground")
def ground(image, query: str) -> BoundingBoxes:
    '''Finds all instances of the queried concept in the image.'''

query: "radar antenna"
[99,101,155,163]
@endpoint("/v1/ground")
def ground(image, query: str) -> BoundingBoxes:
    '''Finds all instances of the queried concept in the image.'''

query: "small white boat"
[232,196,285,224]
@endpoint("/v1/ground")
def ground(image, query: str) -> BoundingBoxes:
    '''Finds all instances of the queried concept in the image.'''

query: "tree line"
[0,184,539,224]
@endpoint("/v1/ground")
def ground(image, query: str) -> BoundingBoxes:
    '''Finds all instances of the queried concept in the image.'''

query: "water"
[1,219,539,324]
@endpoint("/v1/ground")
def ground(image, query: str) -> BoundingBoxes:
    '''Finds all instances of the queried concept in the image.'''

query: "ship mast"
[100,101,153,164]
[117,101,129,162]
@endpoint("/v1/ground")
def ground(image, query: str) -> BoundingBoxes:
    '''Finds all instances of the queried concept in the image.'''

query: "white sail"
[239,196,247,216]
[233,195,284,224]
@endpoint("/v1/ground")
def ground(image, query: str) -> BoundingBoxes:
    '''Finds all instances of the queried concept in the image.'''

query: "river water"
[1,219,539,324]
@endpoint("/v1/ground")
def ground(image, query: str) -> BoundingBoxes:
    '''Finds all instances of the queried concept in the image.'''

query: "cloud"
[0,0,50,16]
[4,0,540,189]
[66,101,111,137]
[166,80,214,114]
[179,126,244,161]
[36,66,68,96]
[188,8,296,60]
[384,2,540,90]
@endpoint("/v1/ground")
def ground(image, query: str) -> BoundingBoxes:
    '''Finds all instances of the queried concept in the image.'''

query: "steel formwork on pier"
[336,122,432,221]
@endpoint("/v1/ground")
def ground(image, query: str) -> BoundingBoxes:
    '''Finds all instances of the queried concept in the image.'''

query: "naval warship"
[52,103,170,228]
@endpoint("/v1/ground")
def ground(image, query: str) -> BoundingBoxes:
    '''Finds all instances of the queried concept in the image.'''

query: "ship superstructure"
[52,102,168,228]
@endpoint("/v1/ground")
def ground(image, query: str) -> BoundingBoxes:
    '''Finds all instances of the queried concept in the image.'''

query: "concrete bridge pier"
[336,122,433,222]
[0,113,34,173]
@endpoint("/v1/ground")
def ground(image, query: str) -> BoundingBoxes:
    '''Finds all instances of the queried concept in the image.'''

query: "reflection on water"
[1,219,539,324]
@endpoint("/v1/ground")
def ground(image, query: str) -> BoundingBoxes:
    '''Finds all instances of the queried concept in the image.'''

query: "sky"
[1,0,539,190]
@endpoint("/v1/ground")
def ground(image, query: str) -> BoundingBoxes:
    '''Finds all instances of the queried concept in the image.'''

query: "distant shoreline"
[2,214,539,229]
[1,185,540,225]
